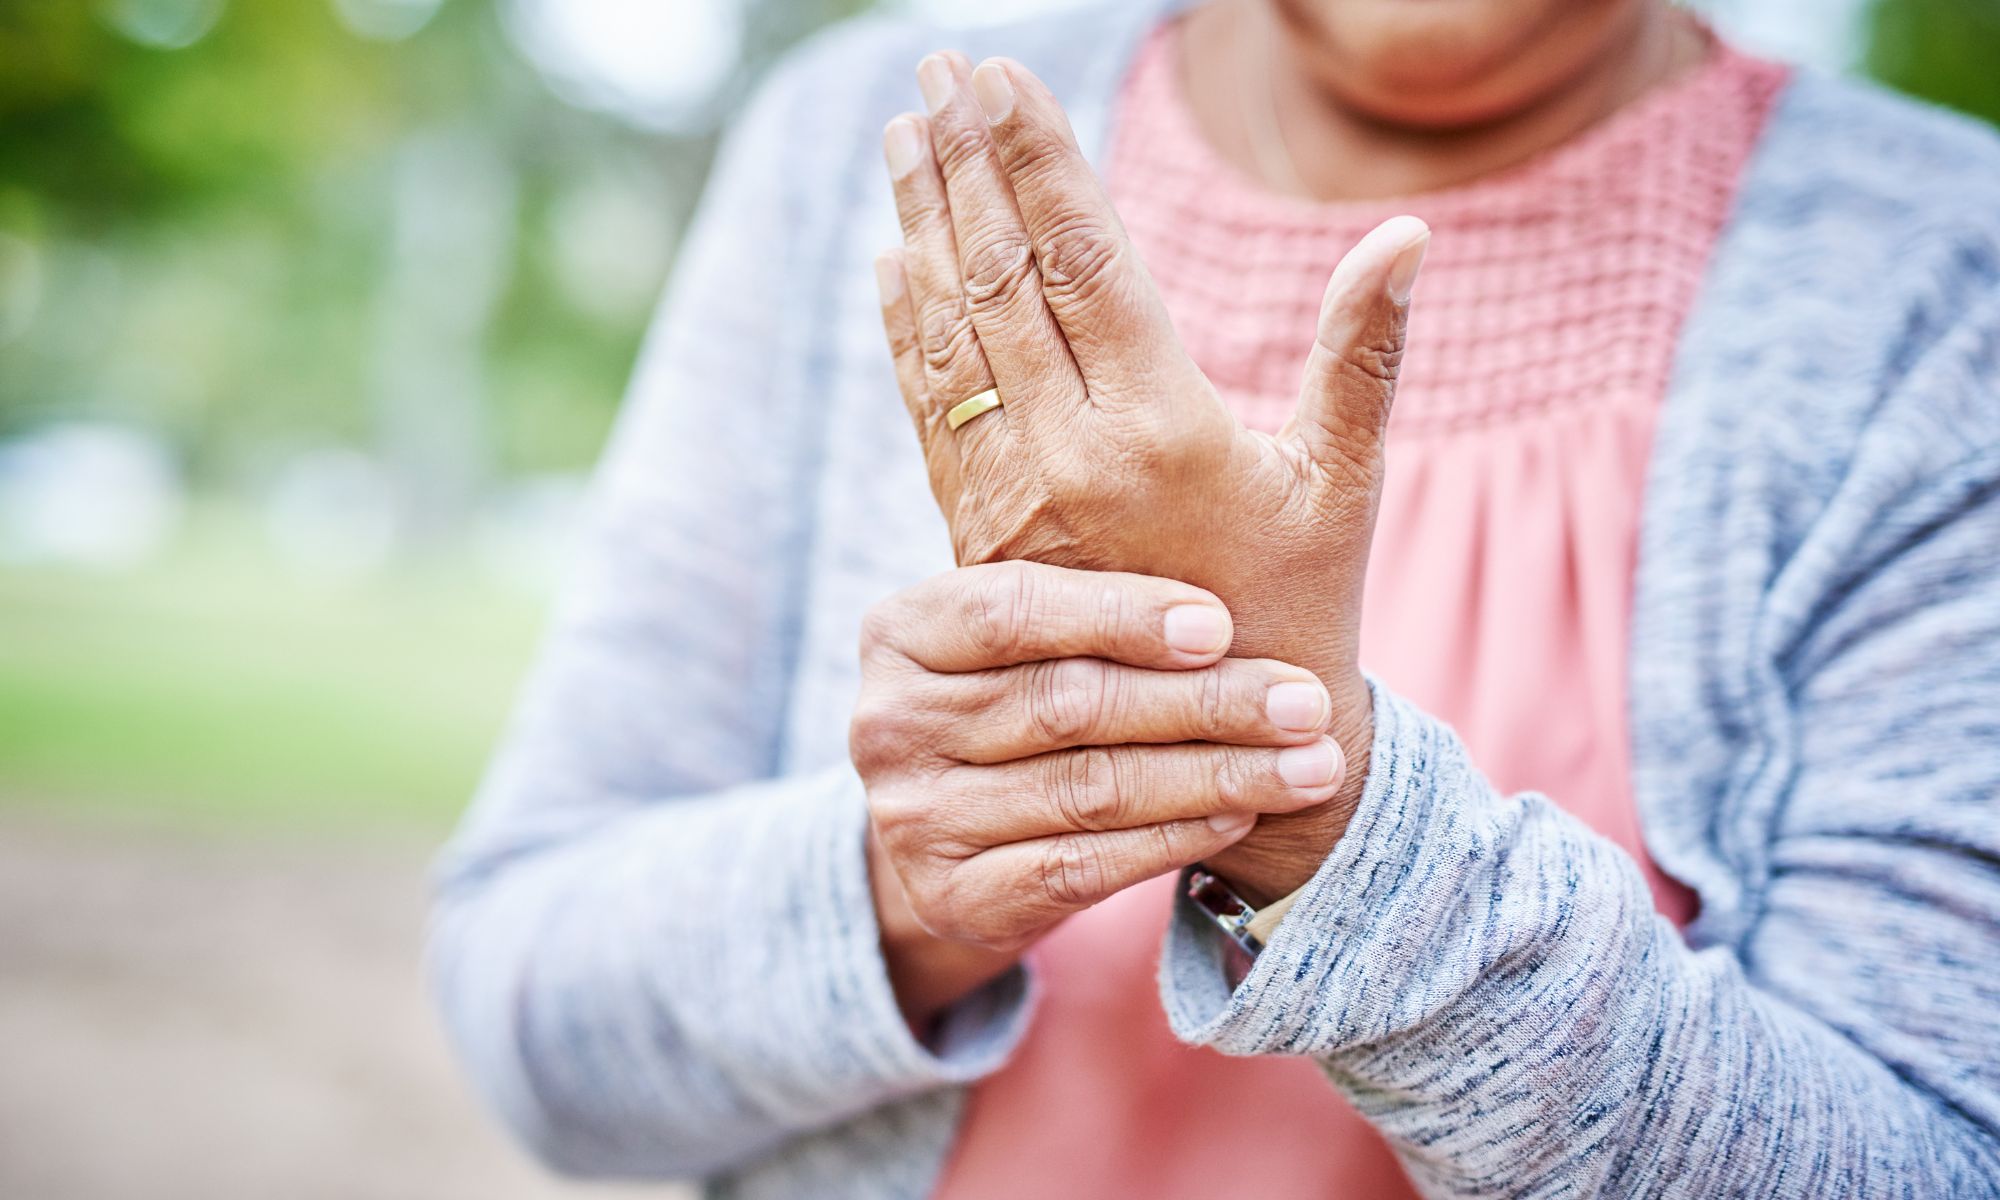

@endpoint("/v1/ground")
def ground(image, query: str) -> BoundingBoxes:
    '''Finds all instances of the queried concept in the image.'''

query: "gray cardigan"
[428,3,2000,1195]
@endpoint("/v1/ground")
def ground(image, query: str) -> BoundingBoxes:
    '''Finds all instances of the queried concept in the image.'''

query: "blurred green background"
[1,0,1996,839]
[1,0,889,834]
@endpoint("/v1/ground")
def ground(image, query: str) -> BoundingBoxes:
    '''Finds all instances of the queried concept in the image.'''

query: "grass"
[0,523,546,835]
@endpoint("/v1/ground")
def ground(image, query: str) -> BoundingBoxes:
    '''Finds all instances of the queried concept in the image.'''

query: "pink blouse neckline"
[1137,21,1750,225]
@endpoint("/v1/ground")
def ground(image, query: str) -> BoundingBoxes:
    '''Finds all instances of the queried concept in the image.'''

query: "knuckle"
[1327,333,1406,391]
[895,181,952,235]
[1087,576,1139,652]
[1035,217,1125,306]
[1194,664,1232,734]
[1211,747,1255,810]
[960,233,1036,315]
[858,598,903,660]
[1046,747,1124,832]
[848,697,913,774]
[1026,658,1110,745]
[966,562,1038,657]
[930,118,991,175]
[885,316,920,360]
[918,300,980,376]
[1004,128,1074,198]
[866,785,925,844]
[1039,833,1111,908]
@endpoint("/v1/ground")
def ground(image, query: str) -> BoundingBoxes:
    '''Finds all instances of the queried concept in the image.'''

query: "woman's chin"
[1272,0,1640,130]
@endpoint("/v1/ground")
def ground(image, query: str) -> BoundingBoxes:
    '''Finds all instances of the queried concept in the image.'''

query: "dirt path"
[0,812,683,1199]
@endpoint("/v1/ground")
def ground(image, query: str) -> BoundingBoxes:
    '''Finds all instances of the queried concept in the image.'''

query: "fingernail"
[918,55,954,113]
[1163,604,1230,655]
[971,62,1015,123]
[1266,681,1329,732]
[1277,739,1341,789]
[873,253,904,306]
[883,117,925,179]
[1207,812,1256,837]
[1386,224,1430,304]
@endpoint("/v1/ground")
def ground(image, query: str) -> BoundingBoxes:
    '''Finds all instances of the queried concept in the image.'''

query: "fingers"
[943,655,1334,763]
[862,561,1234,673]
[925,739,1345,848]
[1282,215,1430,487]
[875,249,963,516]
[915,53,1086,427]
[883,109,1010,467]
[905,811,1254,946]
[965,57,1196,402]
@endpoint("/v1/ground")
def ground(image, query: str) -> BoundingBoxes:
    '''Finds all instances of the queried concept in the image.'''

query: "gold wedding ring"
[946,387,1004,431]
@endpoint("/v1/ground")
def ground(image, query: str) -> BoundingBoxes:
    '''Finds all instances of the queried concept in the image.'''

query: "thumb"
[1282,215,1429,482]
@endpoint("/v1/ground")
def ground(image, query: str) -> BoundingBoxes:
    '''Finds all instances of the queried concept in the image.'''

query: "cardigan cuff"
[635,769,1035,1123]
[1157,678,1498,1057]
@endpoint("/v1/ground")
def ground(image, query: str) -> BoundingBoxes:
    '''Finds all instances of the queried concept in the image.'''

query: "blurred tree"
[0,0,863,549]
[1865,0,2000,127]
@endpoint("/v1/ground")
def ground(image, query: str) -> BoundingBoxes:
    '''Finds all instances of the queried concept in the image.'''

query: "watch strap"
[1245,886,1302,946]
[1184,869,1308,959]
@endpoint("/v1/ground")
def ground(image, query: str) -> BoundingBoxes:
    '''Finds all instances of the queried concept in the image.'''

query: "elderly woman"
[429,0,2000,1193]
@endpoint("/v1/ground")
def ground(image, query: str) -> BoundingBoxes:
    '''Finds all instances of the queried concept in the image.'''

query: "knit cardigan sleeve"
[1159,284,2000,1196]
[424,34,1028,1182]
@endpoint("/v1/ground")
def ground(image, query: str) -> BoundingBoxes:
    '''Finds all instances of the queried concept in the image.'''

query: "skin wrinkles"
[853,562,1344,1022]
[860,0,1692,1025]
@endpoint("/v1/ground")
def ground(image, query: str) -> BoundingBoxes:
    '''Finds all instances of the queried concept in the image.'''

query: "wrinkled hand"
[853,562,1344,1025]
[873,54,1428,900]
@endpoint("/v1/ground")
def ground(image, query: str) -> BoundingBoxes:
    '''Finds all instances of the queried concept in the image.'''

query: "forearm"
[1162,684,2000,1196]
[429,767,1030,1180]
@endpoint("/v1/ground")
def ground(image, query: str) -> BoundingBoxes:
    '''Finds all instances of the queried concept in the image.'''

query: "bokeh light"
[501,0,743,131]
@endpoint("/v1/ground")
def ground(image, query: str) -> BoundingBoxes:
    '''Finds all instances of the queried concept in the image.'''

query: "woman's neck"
[1177,1,1706,201]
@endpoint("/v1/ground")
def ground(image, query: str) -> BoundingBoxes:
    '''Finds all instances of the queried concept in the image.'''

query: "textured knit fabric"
[426,2,2000,1196]
[931,26,1781,1200]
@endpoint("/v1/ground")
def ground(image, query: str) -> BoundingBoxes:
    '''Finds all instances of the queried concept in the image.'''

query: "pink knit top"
[934,24,1788,1199]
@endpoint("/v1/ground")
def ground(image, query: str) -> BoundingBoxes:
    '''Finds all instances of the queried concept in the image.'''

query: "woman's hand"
[873,54,1428,901]
[853,561,1345,1026]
